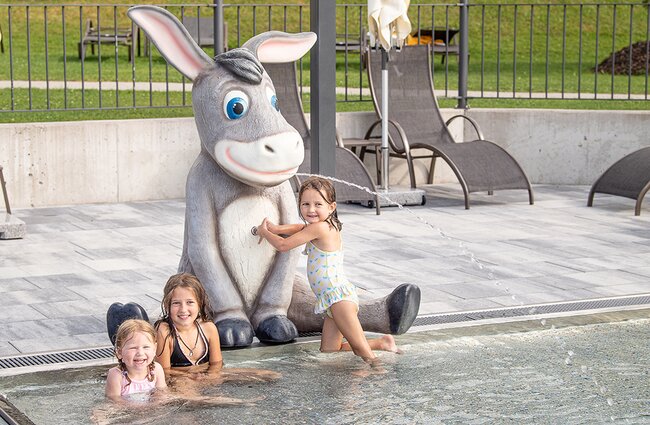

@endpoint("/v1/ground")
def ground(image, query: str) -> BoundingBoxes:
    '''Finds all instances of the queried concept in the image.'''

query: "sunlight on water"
[0,319,648,424]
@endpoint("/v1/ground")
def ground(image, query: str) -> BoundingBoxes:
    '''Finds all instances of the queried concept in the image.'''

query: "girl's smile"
[117,332,156,379]
[300,188,336,224]
[169,287,200,327]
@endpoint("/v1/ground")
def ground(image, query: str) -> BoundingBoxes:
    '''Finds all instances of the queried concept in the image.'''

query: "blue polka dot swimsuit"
[305,241,359,315]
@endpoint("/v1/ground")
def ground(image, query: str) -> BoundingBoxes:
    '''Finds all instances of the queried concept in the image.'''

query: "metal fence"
[0,2,648,113]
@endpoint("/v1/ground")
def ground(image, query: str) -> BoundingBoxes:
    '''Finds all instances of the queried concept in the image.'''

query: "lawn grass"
[1,86,647,124]
[0,0,648,121]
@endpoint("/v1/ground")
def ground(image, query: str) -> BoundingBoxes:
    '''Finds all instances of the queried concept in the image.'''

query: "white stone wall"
[1,109,649,208]
[466,109,650,185]
[0,118,199,208]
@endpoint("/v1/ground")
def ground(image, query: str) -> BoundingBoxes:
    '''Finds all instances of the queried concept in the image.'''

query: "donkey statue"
[111,5,420,348]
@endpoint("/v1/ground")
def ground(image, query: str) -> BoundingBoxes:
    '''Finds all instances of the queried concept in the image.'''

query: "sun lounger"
[588,146,650,216]
[365,44,533,209]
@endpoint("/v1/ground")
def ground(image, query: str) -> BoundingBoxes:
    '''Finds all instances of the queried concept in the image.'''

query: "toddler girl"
[256,176,399,364]
[105,319,167,401]
[154,273,223,372]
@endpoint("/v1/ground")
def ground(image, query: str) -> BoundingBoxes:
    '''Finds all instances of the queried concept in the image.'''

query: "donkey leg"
[106,302,150,346]
[252,252,299,345]
[180,254,255,348]
[288,276,421,335]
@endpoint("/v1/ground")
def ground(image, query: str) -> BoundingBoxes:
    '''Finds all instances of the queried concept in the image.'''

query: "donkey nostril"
[265,145,275,154]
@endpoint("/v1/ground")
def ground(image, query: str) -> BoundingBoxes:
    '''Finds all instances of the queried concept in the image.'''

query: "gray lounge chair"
[365,45,534,209]
[263,61,381,214]
[181,16,228,50]
[588,146,650,216]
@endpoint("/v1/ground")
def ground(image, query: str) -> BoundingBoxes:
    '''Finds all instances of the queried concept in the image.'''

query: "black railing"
[0,2,648,114]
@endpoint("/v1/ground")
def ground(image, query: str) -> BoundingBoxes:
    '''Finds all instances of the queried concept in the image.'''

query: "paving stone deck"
[1,184,648,356]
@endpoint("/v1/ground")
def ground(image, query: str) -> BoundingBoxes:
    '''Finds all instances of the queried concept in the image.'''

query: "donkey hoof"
[387,284,421,334]
[255,315,298,344]
[216,318,254,348]
[106,302,149,346]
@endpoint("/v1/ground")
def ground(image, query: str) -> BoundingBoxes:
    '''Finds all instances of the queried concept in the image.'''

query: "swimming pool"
[0,312,648,424]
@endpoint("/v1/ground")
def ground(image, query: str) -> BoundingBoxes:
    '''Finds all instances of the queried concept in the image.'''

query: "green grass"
[1,0,649,122]
[2,86,647,124]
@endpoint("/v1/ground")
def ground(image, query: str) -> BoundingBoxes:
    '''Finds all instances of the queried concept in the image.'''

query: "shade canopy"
[367,0,411,51]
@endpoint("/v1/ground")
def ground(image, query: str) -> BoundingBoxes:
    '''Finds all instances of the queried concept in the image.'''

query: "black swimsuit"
[169,322,209,367]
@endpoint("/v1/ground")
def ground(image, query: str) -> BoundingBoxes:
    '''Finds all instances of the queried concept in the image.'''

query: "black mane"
[214,48,264,84]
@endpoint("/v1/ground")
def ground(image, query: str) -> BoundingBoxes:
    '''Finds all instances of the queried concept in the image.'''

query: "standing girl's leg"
[320,301,376,360]
[320,301,402,356]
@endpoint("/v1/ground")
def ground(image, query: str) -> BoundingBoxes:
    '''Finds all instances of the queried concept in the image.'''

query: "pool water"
[1,317,649,424]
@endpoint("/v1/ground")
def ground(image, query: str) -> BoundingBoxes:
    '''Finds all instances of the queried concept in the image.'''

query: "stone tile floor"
[0,184,648,356]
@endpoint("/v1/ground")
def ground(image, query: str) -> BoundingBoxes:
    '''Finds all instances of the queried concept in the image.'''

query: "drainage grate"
[413,294,650,327]
[297,331,322,338]
[0,347,114,370]
[1,295,649,371]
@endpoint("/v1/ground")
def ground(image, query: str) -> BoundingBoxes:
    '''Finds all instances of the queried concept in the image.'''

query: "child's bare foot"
[378,335,402,354]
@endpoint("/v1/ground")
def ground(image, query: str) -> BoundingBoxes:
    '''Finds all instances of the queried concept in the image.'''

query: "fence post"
[457,0,469,109]
[213,0,224,54]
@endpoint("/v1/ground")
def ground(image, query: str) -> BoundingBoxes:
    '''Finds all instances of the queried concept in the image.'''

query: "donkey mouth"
[214,133,304,187]
[225,148,299,176]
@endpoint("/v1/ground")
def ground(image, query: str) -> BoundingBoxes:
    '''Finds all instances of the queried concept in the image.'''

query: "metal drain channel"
[0,347,114,370]
[1,295,648,370]
[412,294,650,327]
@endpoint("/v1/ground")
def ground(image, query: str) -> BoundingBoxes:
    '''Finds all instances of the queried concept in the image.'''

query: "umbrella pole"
[381,47,389,191]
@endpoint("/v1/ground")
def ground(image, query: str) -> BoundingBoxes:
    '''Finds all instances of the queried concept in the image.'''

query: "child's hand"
[264,219,278,234]
[256,218,269,244]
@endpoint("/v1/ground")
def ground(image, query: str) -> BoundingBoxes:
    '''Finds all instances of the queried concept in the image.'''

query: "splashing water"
[294,172,621,419]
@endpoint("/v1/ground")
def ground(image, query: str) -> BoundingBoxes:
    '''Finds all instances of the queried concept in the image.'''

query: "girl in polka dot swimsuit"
[256,176,400,364]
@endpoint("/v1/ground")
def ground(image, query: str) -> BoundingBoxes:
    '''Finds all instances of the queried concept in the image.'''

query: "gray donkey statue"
[107,5,420,348]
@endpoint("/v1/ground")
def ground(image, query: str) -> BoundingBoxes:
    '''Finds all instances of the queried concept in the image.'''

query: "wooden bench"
[336,29,366,53]
[406,28,460,64]
[78,19,134,62]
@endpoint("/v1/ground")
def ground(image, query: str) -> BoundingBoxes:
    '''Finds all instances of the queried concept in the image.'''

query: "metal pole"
[0,166,11,215]
[214,0,224,54]
[457,0,469,109]
[381,48,390,190]
[310,0,336,176]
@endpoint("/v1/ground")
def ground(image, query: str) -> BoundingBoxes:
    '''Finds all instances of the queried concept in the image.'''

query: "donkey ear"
[242,31,317,63]
[128,5,213,81]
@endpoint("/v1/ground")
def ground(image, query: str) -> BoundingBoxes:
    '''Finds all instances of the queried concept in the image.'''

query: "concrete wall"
[1,109,649,208]
[466,109,650,185]
[0,118,199,208]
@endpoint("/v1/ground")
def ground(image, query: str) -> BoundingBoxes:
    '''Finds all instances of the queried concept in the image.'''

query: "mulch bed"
[594,40,650,75]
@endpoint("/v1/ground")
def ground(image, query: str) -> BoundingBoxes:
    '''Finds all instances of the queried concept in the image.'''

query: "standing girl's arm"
[264,220,305,236]
[105,367,124,400]
[257,218,327,252]
[155,322,173,372]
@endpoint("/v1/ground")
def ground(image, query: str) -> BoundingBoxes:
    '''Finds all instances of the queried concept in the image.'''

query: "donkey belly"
[219,196,279,312]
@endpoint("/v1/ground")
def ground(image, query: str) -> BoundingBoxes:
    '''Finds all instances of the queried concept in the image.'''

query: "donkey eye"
[224,90,249,120]
[266,86,279,112]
